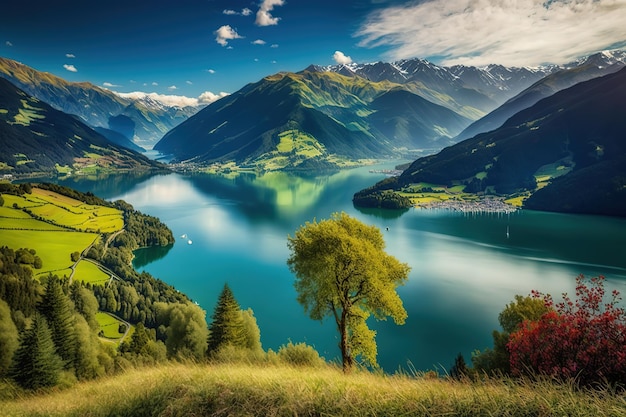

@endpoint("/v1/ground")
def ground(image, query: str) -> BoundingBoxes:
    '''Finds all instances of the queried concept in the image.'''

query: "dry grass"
[1,362,625,416]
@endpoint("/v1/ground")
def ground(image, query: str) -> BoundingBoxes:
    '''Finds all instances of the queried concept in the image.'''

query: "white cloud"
[66,53,75,58]
[357,0,626,67]
[270,44,279,48]
[333,50,353,65]
[168,85,177,91]
[186,80,193,85]
[252,39,266,45]
[198,91,229,104]
[5,41,12,47]
[215,25,243,46]
[224,8,253,16]
[63,64,77,72]
[206,69,216,74]
[256,0,285,26]
[103,82,121,88]
[152,82,159,86]
[117,91,229,107]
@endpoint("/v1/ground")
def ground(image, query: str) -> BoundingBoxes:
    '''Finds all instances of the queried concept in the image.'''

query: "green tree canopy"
[472,295,549,374]
[0,299,19,376]
[287,212,410,372]
[39,277,76,369]
[240,308,262,352]
[10,313,63,390]
[207,284,246,355]
[156,302,209,360]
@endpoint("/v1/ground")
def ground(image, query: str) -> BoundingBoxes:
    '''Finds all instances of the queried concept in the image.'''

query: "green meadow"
[73,260,111,285]
[95,312,128,341]
[0,229,96,275]
[0,186,120,276]
[28,188,123,232]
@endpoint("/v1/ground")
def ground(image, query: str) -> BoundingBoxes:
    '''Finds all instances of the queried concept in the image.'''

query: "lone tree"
[207,283,246,355]
[287,212,410,372]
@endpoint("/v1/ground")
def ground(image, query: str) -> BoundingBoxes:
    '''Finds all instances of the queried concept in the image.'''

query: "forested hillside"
[0,183,207,387]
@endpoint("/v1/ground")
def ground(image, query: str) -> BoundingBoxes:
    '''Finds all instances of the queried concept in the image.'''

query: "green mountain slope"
[154,70,471,169]
[356,68,626,217]
[456,60,626,141]
[368,89,470,150]
[0,57,197,149]
[0,78,162,176]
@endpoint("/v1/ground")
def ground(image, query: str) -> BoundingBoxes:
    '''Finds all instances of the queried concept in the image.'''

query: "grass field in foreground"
[1,362,624,416]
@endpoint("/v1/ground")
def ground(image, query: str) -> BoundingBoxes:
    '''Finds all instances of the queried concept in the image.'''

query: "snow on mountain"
[318,50,625,116]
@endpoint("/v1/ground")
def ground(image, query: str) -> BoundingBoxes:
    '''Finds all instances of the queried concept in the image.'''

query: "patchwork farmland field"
[0,186,121,277]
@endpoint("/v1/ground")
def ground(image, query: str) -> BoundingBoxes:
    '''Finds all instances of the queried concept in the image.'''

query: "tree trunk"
[340,310,352,373]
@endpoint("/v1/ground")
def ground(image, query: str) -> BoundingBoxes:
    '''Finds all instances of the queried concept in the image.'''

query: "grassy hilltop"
[1,362,625,416]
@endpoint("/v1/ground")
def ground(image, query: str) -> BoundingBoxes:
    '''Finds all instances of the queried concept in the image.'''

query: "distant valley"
[0,77,162,177]
[0,57,200,150]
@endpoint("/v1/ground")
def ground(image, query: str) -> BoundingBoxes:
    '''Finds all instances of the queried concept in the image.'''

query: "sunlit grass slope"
[0,187,121,276]
[1,362,624,416]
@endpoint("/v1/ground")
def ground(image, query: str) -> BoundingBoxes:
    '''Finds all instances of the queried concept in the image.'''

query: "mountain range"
[321,59,557,119]
[0,77,161,176]
[455,51,626,141]
[154,69,472,169]
[355,67,626,217]
[155,51,625,171]
[0,57,199,150]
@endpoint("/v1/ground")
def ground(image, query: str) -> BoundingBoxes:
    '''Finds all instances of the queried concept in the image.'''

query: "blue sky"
[1,0,625,106]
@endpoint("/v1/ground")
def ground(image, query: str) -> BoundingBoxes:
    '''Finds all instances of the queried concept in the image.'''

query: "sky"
[1,0,625,106]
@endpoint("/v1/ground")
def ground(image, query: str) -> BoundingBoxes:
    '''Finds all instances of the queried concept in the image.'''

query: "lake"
[62,164,626,373]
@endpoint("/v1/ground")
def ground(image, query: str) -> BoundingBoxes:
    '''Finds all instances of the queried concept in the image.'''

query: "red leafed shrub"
[507,275,626,386]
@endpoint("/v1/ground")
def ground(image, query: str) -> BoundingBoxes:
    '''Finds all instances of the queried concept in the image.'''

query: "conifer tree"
[449,352,469,379]
[128,322,151,355]
[10,313,63,389]
[207,284,246,354]
[39,277,76,368]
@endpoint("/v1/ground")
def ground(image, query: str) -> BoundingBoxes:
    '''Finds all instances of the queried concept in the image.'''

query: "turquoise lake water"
[62,164,626,372]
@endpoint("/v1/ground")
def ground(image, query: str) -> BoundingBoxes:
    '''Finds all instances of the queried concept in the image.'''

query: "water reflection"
[179,168,384,225]
[133,244,173,269]
[57,171,164,200]
[353,206,409,219]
